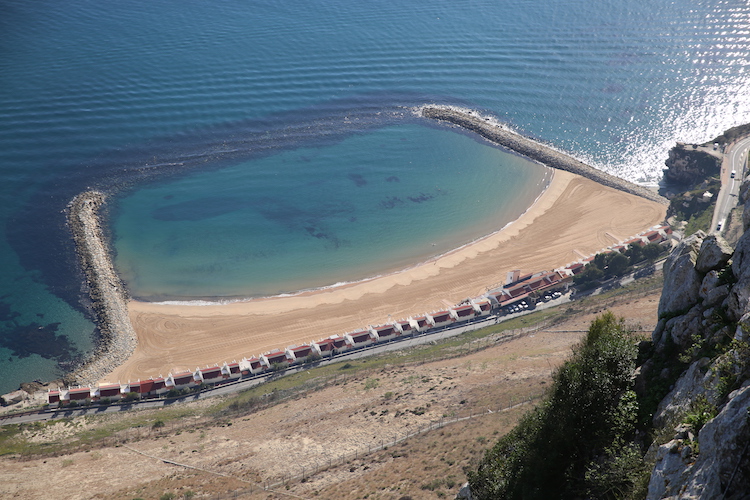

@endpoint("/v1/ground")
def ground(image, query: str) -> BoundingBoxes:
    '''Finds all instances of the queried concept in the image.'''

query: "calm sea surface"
[0,0,748,392]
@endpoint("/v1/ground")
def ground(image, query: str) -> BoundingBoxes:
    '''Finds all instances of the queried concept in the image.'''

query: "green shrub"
[469,313,641,499]
[683,395,717,435]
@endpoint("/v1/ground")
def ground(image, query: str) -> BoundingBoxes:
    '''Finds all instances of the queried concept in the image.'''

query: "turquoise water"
[113,125,549,299]
[1,0,749,392]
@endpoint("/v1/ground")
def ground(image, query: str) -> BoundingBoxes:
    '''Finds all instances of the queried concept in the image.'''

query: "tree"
[469,313,641,499]
[606,253,630,277]
[642,242,661,261]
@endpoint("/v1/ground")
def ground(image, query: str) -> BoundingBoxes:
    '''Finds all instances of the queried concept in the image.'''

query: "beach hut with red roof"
[240,356,267,375]
[428,310,454,328]
[169,370,195,390]
[345,329,375,348]
[313,335,348,357]
[47,389,60,405]
[286,344,314,364]
[409,315,434,332]
[68,386,93,402]
[261,349,290,369]
[370,324,398,342]
[473,298,492,316]
[451,304,477,322]
[395,319,413,336]
[222,361,242,380]
[565,262,586,275]
[200,365,224,384]
[624,236,646,248]
[96,383,122,401]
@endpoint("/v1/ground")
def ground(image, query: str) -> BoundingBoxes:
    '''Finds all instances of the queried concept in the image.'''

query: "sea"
[0,0,749,394]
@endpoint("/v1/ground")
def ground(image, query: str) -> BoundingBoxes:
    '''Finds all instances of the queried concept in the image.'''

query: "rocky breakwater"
[420,105,667,205]
[67,191,137,386]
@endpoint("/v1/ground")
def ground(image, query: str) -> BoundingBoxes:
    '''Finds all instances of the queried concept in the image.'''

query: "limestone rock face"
[695,235,733,274]
[652,358,717,428]
[728,229,750,322]
[651,384,750,499]
[658,232,705,318]
[664,305,703,349]
[647,438,695,500]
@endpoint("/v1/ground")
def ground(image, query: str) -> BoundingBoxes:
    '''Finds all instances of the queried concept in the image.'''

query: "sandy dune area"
[102,170,665,383]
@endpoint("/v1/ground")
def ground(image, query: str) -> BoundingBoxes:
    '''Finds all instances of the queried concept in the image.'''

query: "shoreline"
[61,109,667,386]
[66,192,138,386]
[419,105,668,205]
[109,170,665,383]
[145,169,554,306]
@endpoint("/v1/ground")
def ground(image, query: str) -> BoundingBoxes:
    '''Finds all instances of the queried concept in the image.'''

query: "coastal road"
[712,136,750,233]
[0,315,507,426]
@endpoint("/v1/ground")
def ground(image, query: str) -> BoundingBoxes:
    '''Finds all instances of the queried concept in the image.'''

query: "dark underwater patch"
[348,173,367,187]
[151,196,248,221]
[0,318,79,362]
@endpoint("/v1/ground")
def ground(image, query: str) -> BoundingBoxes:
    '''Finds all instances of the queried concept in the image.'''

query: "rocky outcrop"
[652,358,718,428]
[657,232,705,321]
[648,384,750,499]
[695,235,733,274]
[662,143,721,188]
[66,192,137,385]
[420,105,667,205]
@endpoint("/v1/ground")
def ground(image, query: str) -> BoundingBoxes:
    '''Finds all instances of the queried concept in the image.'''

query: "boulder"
[704,284,730,308]
[658,232,705,318]
[695,235,733,274]
[699,270,720,299]
[664,305,702,349]
[456,482,473,500]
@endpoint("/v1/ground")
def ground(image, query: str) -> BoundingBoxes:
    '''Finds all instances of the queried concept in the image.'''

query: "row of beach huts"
[47,224,673,406]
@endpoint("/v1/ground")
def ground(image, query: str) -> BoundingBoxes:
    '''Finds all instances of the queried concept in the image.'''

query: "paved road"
[712,136,750,233]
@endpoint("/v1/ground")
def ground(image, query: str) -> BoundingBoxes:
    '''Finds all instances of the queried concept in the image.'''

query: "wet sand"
[101,170,666,383]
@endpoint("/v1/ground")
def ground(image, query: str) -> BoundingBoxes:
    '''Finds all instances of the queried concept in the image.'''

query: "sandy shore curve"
[101,170,666,383]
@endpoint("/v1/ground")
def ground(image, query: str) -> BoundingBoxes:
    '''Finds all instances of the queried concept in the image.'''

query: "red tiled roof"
[174,375,193,385]
[99,386,120,397]
[291,346,312,357]
[454,306,474,317]
[138,380,154,393]
[432,312,451,322]
[201,368,222,378]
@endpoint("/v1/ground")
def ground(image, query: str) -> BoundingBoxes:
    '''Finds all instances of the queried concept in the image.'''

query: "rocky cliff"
[642,179,750,499]
[662,142,721,190]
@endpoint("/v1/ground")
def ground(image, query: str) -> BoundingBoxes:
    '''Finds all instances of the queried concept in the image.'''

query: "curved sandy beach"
[101,170,666,383]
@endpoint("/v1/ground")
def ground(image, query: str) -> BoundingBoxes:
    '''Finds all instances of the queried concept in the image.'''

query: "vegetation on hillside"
[468,313,648,499]
[573,243,662,290]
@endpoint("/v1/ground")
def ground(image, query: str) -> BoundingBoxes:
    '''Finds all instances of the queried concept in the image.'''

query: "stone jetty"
[67,191,137,385]
[420,105,668,205]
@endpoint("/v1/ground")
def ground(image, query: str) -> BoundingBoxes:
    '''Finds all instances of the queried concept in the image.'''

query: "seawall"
[67,191,137,385]
[420,105,668,206]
